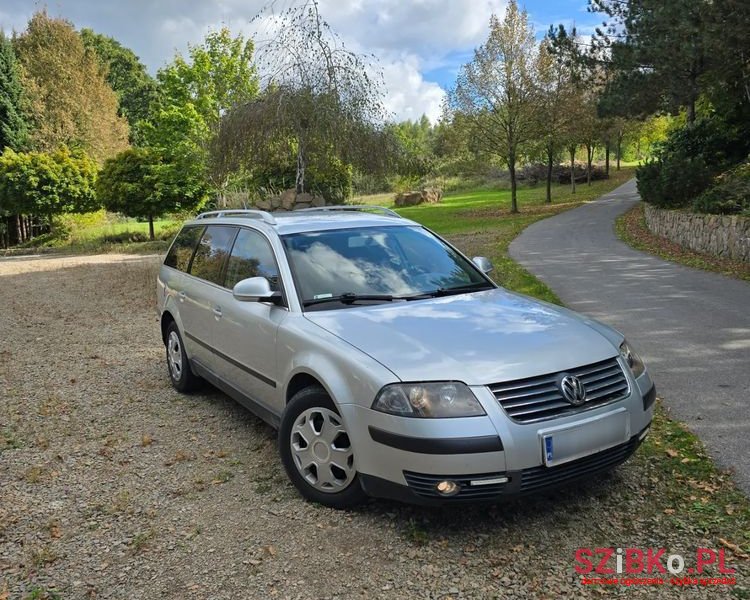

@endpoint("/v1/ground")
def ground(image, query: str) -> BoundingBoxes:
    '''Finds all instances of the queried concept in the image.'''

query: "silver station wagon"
[157,206,655,508]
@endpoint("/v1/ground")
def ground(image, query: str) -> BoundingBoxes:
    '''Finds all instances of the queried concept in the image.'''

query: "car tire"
[279,385,366,509]
[165,322,201,393]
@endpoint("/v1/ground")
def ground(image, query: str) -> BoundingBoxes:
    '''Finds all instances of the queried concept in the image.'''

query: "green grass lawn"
[68,219,176,242]
[384,169,635,303]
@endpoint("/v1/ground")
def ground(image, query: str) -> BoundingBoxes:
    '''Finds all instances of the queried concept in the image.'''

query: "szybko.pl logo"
[575,547,737,587]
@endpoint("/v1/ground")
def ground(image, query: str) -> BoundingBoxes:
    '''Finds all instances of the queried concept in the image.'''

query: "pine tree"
[0,30,29,151]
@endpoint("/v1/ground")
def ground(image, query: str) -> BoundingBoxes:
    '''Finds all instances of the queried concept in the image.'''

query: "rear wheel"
[279,386,366,508]
[165,322,200,393]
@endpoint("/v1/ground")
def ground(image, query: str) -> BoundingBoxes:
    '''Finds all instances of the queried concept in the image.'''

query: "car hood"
[304,289,620,385]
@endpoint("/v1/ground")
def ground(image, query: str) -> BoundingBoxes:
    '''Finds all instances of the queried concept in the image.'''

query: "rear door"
[182,225,239,370]
[213,227,287,411]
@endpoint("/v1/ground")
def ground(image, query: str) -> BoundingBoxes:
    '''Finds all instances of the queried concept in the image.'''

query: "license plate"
[539,408,629,467]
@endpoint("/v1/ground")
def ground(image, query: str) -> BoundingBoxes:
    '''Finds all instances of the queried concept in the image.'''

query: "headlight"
[372,382,486,418]
[619,340,645,378]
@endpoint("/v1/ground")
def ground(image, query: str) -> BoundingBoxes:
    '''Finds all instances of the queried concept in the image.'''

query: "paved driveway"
[510,179,750,492]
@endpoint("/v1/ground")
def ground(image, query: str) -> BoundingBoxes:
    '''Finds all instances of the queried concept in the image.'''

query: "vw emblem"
[560,374,586,406]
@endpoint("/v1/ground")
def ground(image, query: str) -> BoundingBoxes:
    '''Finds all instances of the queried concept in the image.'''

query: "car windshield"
[281,225,491,308]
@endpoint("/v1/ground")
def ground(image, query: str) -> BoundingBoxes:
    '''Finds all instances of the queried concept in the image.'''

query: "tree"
[217,0,389,201]
[0,31,29,151]
[80,28,157,141]
[0,146,97,243]
[547,25,592,193]
[154,27,260,203]
[591,0,709,124]
[14,12,128,162]
[157,28,259,130]
[447,1,539,213]
[97,147,207,239]
[535,41,570,202]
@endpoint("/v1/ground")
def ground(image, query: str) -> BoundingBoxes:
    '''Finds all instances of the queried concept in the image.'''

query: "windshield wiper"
[303,292,397,307]
[430,282,495,297]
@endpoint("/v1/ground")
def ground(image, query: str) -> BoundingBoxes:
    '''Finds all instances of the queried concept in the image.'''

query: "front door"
[213,227,287,412]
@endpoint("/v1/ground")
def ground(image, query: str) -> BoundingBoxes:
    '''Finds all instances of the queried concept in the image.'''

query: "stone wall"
[644,204,750,263]
[255,189,326,212]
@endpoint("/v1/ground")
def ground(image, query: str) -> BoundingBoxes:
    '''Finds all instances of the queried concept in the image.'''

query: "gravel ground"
[1,253,747,599]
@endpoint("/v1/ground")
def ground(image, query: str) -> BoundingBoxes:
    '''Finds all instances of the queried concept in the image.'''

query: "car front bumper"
[359,424,649,505]
[339,367,655,505]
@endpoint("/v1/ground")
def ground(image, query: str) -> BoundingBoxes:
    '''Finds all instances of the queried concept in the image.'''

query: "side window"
[164,225,204,272]
[225,228,280,291]
[189,226,238,285]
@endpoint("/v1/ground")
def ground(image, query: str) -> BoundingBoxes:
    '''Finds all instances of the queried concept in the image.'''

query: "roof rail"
[195,209,276,226]
[293,205,401,218]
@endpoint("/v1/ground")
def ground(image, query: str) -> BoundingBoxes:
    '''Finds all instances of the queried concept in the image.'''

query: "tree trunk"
[605,142,610,178]
[295,142,306,194]
[545,147,553,204]
[148,216,155,241]
[569,147,576,194]
[509,154,518,214]
[616,131,623,171]
[15,215,22,244]
[687,98,696,125]
[586,144,594,186]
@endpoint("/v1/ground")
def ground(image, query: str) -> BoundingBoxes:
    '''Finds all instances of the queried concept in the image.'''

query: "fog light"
[435,480,460,496]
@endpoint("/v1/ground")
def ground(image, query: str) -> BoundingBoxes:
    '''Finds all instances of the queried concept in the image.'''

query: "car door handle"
[212,306,223,318]
[178,291,186,303]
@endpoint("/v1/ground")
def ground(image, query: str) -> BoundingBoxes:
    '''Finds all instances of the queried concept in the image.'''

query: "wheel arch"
[161,310,177,345]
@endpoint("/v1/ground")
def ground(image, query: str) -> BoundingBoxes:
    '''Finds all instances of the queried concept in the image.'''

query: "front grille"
[489,357,629,423]
[519,436,639,494]
[403,471,508,501]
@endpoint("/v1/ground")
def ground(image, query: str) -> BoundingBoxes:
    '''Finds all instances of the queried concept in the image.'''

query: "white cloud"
[380,55,445,123]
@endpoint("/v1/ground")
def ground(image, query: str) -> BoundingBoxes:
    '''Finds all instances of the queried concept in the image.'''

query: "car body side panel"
[277,315,398,410]
[212,289,289,412]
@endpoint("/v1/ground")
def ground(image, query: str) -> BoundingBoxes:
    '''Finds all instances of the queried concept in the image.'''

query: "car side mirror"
[472,256,494,274]
[232,277,282,304]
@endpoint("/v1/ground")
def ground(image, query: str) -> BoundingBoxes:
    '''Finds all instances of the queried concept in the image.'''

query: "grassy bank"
[616,203,750,282]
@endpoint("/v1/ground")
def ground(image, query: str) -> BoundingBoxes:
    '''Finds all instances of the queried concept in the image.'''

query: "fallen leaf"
[719,538,750,559]
[265,545,277,557]
[663,508,675,515]
[665,448,678,458]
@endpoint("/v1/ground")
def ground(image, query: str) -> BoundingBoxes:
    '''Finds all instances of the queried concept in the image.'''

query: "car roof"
[184,207,420,236]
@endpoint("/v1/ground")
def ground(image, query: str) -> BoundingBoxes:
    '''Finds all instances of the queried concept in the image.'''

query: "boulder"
[394,188,443,207]
[279,188,297,211]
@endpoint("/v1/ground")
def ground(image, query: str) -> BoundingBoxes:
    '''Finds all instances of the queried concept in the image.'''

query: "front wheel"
[279,386,366,509]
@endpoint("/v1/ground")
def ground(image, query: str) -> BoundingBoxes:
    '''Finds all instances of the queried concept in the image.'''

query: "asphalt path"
[510,178,750,492]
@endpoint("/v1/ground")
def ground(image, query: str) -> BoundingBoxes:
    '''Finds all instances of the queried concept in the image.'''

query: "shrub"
[157,222,182,241]
[100,231,149,244]
[636,116,750,209]
[692,160,750,215]
[637,155,714,209]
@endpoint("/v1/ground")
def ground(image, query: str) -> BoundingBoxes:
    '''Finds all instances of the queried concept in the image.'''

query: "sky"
[0,0,602,123]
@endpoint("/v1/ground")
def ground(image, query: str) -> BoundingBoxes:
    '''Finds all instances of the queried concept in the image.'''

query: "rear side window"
[189,226,238,285]
[225,228,280,290]
[164,225,204,272]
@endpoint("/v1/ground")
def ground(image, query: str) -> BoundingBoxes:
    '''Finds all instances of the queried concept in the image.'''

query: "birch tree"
[447,1,538,213]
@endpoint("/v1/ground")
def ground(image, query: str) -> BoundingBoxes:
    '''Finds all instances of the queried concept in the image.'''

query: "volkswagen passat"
[157,207,655,508]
